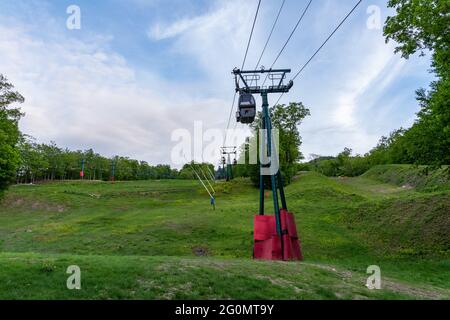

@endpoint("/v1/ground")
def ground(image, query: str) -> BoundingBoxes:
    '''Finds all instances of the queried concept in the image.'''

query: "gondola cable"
[198,164,216,194]
[292,0,363,81]
[206,166,216,183]
[248,0,286,89]
[241,0,262,71]
[254,0,286,70]
[223,92,237,147]
[191,164,214,198]
[271,0,363,108]
[261,0,313,87]
[183,155,214,198]
[223,0,261,147]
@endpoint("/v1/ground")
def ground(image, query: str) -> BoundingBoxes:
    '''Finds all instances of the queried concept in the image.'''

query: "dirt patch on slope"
[1,195,66,213]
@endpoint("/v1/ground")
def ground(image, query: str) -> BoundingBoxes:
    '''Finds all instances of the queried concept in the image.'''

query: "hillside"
[362,165,450,192]
[0,167,448,299]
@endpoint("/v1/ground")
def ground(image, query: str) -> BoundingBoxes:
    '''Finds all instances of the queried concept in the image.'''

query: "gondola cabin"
[236,93,256,124]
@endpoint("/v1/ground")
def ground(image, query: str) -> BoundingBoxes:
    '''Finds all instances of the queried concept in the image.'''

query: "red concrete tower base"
[253,209,303,261]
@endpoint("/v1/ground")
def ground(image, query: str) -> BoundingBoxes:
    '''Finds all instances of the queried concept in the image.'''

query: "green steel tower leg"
[277,172,287,210]
[259,115,265,215]
[230,161,233,180]
[269,121,287,211]
[261,93,282,238]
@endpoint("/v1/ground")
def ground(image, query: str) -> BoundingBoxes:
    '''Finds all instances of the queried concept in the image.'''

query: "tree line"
[16,137,182,183]
[16,136,221,184]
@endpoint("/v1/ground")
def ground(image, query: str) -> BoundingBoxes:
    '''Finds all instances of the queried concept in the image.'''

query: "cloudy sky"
[0,0,434,167]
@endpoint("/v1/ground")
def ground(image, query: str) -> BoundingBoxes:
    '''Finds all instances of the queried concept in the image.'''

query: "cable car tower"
[233,67,302,261]
[221,146,237,181]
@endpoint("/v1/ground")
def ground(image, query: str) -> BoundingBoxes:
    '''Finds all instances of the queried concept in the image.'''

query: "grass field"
[0,168,449,299]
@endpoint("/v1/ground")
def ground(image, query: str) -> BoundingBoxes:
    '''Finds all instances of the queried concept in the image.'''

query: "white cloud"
[0,20,230,167]
[148,15,207,40]
[147,0,258,87]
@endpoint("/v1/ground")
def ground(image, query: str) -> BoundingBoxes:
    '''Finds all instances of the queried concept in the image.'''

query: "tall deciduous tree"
[384,0,450,165]
[0,75,24,198]
[239,102,310,186]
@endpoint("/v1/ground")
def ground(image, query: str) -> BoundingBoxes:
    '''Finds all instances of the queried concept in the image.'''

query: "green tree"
[384,0,449,77]
[384,0,450,165]
[179,162,214,180]
[0,75,24,197]
[17,136,48,183]
[240,102,310,186]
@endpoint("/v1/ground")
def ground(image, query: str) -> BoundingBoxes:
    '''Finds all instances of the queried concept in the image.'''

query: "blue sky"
[0,0,435,167]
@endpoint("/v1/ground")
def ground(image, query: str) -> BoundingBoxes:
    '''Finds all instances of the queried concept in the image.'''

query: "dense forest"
[15,136,218,184]
[16,137,179,183]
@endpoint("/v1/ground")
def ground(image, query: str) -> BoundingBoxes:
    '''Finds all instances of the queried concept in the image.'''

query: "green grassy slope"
[362,164,450,192]
[1,253,446,300]
[0,170,448,299]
